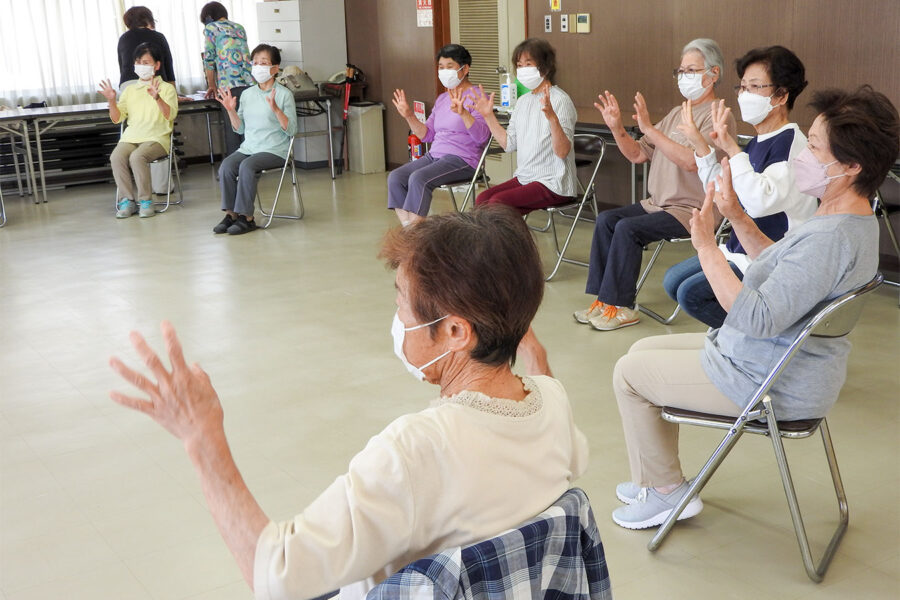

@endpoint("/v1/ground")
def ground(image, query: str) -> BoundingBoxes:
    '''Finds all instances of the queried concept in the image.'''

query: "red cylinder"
[408,134,424,160]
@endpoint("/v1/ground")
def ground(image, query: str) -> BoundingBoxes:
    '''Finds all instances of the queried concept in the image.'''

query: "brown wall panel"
[345,0,436,167]
[526,0,898,130]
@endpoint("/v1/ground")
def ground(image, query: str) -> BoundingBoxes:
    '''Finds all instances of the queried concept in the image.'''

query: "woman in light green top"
[214,44,297,235]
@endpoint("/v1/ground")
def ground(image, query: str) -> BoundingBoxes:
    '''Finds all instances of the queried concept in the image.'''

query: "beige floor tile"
[0,522,121,593]
[5,562,152,600]
[123,534,243,599]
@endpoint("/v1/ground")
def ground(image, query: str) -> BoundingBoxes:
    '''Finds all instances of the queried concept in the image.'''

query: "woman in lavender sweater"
[388,44,491,226]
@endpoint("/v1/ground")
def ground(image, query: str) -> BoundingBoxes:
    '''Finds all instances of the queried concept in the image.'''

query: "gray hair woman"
[109,206,588,598]
[573,38,736,331]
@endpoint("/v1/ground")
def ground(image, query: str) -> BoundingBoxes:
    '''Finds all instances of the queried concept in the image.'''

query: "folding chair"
[633,218,731,324]
[647,273,884,582]
[112,125,183,214]
[527,134,607,281]
[369,488,612,599]
[255,136,304,228]
[436,134,493,213]
[872,171,899,287]
[0,182,6,227]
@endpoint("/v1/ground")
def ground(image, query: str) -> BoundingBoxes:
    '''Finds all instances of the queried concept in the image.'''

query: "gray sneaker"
[611,481,703,529]
[616,481,642,505]
[116,199,137,218]
[138,200,155,218]
[573,300,606,324]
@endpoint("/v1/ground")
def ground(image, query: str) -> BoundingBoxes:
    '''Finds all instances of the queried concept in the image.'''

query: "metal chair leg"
[767,405,848,583]
[545,202,590,281]
[258,157,303,228]
[634,239,682,324]
[648,418,748,551]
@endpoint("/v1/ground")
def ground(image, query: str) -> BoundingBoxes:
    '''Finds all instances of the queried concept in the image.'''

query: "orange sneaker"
[574,300,607,324]
[589,304,640,331]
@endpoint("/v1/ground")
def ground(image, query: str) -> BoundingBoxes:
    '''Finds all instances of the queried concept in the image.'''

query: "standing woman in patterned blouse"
[200,1,255,155]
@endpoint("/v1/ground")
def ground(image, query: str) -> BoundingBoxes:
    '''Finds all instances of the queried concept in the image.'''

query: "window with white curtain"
[0,0,260,107]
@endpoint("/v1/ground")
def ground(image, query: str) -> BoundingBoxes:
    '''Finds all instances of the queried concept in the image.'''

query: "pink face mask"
[792,147,846,198]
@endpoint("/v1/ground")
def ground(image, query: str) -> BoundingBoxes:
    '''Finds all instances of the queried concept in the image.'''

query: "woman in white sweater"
[109,206,588,599]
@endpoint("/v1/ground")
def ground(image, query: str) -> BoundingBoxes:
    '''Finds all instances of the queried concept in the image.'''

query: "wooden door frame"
[432,0,452,96]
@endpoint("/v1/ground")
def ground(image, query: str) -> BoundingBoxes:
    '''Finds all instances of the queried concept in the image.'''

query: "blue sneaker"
[612,481,703,529]
[116,199,136,218]
[138,199,155,218]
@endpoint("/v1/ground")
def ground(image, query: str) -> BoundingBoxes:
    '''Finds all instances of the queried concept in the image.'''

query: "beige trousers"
[111,141,166,202]
[613,332,743,488]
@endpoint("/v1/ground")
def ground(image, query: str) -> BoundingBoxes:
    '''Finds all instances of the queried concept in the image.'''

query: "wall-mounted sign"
[550,0,561,11]
[417,0,433,27]
[413,101,426,124]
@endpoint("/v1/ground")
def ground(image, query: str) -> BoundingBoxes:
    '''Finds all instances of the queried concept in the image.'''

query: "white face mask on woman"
[391,312,450,382]
[438,66,464,90]
[252,64,274,84]
[133,63,155,81]
[738,91,775,126]
[516,66,544,91]
[677,71,709,101]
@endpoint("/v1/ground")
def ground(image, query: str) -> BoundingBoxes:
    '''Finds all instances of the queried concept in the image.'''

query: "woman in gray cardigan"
[610,85,898,531]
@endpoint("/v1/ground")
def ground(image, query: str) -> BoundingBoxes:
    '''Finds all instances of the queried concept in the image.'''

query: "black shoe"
[226,214,258,235]
[213,214,235,234]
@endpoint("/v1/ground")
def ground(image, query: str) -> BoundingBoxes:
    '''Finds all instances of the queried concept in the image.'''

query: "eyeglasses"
[734,83,776,94]
[672,68,708,79]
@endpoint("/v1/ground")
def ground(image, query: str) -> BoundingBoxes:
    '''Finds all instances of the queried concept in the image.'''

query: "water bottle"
[498,67,516,110]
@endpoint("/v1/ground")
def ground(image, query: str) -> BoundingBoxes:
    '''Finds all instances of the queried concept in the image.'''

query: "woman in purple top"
[389,44,491,226]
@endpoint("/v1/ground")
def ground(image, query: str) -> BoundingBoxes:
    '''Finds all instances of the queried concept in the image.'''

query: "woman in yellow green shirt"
[99,43,178,218]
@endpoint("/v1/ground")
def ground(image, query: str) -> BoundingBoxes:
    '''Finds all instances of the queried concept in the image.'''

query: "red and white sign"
[416,0,433,27]
[413,100,426,124]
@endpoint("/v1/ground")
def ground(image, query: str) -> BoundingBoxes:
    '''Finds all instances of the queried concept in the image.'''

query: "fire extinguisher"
[408,132,424,161]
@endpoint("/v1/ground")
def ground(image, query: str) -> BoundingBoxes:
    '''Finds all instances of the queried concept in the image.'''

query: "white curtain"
[0,0,124,106]
[0,0,260,107]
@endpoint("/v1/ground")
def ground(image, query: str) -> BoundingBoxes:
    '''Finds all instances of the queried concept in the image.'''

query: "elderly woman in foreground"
[109,206,588,599]
[610,86,898,530]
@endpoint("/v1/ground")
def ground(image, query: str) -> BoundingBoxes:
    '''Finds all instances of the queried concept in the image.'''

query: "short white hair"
[682,38,724,86]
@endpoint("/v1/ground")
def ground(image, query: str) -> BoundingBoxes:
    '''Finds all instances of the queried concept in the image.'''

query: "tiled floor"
[0,165,897,599]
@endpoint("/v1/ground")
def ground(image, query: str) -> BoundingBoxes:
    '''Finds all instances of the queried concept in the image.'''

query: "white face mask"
[252,64,274,84]
[516,66,543,91]
[133,63,155,81]
[438,66,464,90]
[391,312,450,382]
[738,90,775,126]
[677,71,709,101]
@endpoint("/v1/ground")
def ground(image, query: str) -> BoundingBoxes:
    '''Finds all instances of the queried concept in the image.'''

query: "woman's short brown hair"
[512,38,557,84]
[810,85,899,200]
[123,6,154,30]
[380,206,544,367]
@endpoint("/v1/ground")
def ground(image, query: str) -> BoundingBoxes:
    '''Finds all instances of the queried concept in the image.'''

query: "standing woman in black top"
[117,6,176,91]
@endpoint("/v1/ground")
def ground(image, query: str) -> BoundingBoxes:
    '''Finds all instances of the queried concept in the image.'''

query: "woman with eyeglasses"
[665,46,818,328]
[572,38,735,332]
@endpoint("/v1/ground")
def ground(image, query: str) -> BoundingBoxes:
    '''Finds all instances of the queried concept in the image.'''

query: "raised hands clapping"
[215,87,237,112]
[98,79,117,102]
[470,85,496,119]
[593,91,623,130]
[710,99,741,156]
[391,89,414,119]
